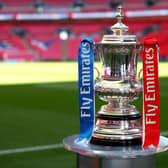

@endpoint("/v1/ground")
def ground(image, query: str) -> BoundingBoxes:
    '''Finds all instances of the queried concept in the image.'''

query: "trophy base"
[77,153,155,168]
[64,135,168,158]
[90,136,142,146]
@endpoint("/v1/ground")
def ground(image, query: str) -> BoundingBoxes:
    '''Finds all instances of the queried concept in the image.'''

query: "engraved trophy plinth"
[90,5,142,146]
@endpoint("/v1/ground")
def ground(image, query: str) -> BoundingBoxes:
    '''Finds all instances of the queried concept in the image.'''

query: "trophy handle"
[138,68,143,81]
[94,67,101,82]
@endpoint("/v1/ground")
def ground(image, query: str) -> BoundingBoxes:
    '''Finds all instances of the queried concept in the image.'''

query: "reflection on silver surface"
[94,119,141,140]
[92,6,142,144]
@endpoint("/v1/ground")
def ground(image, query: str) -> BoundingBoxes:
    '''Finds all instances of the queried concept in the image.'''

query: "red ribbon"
[142,38,160,147]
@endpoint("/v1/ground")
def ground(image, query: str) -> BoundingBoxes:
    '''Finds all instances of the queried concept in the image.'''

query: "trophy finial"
[116,5,124,23]
[111,5,128,35]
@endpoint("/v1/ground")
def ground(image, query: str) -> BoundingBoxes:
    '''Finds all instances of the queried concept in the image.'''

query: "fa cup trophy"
[90,6,142,146]
[64,6,168,168]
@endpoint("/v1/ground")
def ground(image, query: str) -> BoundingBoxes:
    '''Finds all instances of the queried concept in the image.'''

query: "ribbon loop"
[142,38,160,147]
[78,38,95,142]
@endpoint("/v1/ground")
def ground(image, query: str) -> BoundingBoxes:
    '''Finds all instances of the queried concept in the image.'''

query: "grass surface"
[0,62,78,85]
[0,62,167,168]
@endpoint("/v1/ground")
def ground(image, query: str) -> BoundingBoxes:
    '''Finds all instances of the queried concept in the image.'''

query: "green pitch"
[0,62,167,168]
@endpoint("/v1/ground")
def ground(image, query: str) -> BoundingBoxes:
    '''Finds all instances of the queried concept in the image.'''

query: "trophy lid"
[100,6,138,45]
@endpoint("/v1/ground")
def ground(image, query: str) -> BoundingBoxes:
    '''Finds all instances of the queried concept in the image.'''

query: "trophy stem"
[105,99,129,112]
[108,99,127,107]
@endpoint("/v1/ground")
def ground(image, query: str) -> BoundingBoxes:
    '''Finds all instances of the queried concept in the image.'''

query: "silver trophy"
[90,6,142,146]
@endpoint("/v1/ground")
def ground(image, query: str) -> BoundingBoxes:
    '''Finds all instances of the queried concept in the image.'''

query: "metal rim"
[63,135,168,158]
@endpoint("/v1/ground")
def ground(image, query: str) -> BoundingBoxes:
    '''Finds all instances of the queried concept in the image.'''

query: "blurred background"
[0,0,167,168]
[0,0,167,61]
